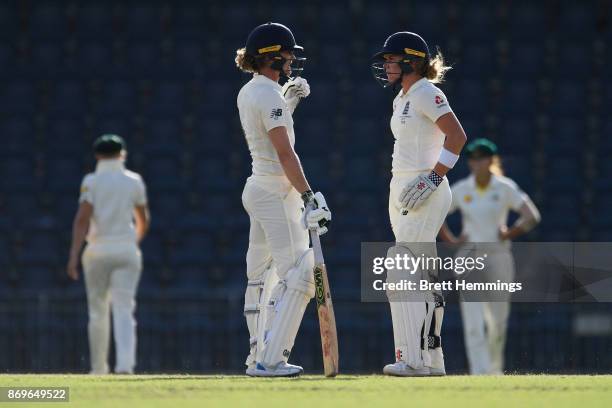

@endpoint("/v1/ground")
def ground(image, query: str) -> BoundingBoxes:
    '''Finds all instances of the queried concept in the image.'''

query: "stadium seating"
[0,0,610,374]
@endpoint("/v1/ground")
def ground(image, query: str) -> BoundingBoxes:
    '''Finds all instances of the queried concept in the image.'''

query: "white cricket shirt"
[390,78,453,173]
[79,159,148,245]
[237,74,294,176]
[449,174,529,242]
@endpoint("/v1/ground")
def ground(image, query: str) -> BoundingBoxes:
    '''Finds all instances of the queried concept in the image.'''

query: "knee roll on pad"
[285,248,315,298]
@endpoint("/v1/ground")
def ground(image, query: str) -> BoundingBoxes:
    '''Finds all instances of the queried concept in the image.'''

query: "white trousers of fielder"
[82,242,142,374]
[388,171,451,371]
[460,250,514,375]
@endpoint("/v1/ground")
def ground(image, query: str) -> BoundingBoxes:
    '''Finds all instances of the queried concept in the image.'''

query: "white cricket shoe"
[427,348,446,376]
[427,366,446,376]
[246,362,304,377]
[383,361,430,377]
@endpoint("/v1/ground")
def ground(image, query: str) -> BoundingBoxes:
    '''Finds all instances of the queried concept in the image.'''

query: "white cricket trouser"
[460,250,514,375]
[82,242,142,374]
[388,171,452,369]
[241,175,309,365]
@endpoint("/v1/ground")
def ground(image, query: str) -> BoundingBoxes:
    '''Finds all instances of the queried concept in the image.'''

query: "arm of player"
[268,126,311,194]
[432,112,467,177]
[67,201,93,281]
[500,199,541,241]
[134,204,151,244]
[438,222,466,244]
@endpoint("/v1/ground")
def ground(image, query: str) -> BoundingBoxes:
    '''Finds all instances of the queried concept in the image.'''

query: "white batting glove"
[301,191,331,235]
[399,171,444,211]
[282,77,310,114]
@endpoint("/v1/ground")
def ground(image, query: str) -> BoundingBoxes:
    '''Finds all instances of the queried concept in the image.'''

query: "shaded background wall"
[1,0,612,373]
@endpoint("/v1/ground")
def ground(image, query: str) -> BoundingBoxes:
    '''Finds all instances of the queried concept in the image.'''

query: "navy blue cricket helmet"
[371,32,430,88]
[244,22,305,76]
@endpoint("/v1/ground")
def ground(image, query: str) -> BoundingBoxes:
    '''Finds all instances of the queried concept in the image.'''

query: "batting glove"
[399,171,444,211]
[282,77,310,113]
[301,191,331,235]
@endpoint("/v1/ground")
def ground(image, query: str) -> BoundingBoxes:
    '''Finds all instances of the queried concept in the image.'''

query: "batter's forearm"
[278,151,311,194]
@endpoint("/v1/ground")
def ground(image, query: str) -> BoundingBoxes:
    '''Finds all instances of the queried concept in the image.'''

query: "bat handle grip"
[309,228,325,265]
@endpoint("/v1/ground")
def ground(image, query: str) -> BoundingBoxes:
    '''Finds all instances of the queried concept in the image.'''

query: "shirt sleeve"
[134,176,148,206]
[505,179,528,211]
[79,175,94,204]
[415,85,453,123]
[258,88,288,132]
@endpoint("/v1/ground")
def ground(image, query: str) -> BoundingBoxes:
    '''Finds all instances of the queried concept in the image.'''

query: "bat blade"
[310,230,339,377]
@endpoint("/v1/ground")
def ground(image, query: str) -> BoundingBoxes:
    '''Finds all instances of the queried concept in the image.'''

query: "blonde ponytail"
[235,47,263,73]
[490,155,504,176]
[417,47,451,84]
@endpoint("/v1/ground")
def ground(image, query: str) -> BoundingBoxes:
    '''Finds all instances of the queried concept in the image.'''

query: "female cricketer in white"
[235,22,332,377]
[439,138,541,375]
[67,134,150,374]
[371,32,467,376]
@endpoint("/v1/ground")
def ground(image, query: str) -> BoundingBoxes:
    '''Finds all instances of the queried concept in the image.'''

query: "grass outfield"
[0,374,611,408]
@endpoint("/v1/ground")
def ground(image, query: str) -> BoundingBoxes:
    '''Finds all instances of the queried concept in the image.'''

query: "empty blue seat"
[93,116,132,138]
[146,82,186,115]
[195,118,231,154]
[46,116,87,154]
[507,3,545,40]
[145,157,183,190]
[1,118,35,155]
[0,80,38,114]
[30,42,63,74]
[143,118,182,154]
[174,42,204,70]
[46,158,83,192]
[127,42,162,72]
[548,118,583,154]
[29,3,68,40]
[549,83,587,115]
[499,81,537,114]
[125,4,161,39]
[76,4,115,39]
[76,42,113,73]
[0,5,18,39]
[94,80,137,115]
[49,80,88,114]
[1,158,38,191]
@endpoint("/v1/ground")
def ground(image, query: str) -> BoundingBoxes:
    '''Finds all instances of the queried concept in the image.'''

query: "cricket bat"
[309,229,339,377]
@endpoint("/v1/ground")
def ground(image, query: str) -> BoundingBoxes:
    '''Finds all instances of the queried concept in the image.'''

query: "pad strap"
[421,335,442,349]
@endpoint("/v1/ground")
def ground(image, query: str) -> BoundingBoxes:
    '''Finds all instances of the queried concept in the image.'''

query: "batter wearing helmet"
[371,32,467,376]
[439,138,540,375]
[67,135,150,374]
[235,22,332,377]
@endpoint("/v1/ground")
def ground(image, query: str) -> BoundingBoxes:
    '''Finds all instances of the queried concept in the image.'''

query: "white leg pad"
[259,249,315,367]
[244,261,279,367]
[386,244,428,369]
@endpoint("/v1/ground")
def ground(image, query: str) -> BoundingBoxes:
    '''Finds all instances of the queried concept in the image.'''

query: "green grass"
[0,374,611,408]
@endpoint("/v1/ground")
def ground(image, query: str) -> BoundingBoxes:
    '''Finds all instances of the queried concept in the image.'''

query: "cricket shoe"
[246,362,304,377]
[427,366,446,376]
[383,361,430,377]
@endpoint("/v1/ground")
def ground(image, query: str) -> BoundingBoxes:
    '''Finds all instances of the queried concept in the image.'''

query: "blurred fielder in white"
[439,138,541,375]
[67,134,150,375]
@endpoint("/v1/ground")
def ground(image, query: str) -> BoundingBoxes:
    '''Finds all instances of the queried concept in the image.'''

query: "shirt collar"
[252,73,282,90]
[400,77,428,98]
[468,174,498,191]
[96,158,125,173]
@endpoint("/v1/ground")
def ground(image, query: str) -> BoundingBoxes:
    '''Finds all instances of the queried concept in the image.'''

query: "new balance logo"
[270,108,283,119]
